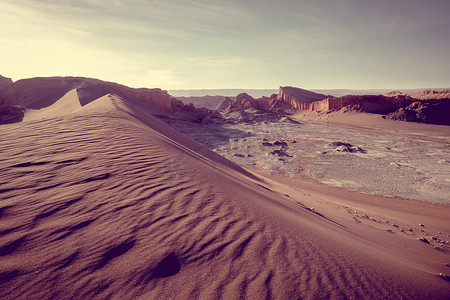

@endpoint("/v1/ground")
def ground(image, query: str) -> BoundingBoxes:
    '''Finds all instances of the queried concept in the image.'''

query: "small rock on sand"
[418,237,431,244]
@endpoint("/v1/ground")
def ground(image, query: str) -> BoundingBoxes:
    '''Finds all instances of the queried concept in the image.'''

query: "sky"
[1,0,450,90]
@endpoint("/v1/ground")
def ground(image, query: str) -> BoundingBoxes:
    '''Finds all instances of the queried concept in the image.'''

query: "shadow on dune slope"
[0,94,449,299]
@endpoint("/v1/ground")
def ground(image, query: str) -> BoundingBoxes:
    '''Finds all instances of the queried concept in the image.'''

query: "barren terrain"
[1,84,449,299]
[167,111,450,205]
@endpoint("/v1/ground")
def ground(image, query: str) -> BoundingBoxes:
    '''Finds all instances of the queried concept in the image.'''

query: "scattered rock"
[0,106,25,125]
[262,142,273,146]
[233,154,245,158]
[418,237,430,244]
[270,149,292,157]
[273,140,288,147]
[329,141,353,148]
[437,273,450,281]
[328,142,366,153]
[419,224,425,227]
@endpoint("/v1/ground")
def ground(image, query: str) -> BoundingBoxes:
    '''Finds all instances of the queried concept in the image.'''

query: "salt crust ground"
[1,94,449,299]
[167,111,450,205]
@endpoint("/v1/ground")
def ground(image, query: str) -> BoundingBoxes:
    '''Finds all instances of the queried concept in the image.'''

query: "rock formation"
[277,86,330,107]
[0,106,24,125]
[0,75,13,92]
[385,99,450,125]
[410,89,450,100]
[216,87,329,116]
[216,85,450,126]
[217,87,410,116]
[0,76,221,125]
[0,77,175,114]
[177,95,227,110]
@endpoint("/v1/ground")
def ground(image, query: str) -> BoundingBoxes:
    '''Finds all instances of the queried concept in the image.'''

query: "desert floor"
[1,95,449,299]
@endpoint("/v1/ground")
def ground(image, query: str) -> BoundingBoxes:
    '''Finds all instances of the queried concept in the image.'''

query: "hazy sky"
[1,0,449,89]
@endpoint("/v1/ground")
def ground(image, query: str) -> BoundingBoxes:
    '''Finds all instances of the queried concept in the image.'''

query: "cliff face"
[178,95,227,110]
[0,76,222,125]
[215,86,450,126]
[311,95,413,114]
[0,75,13,92]
[216,86,331,115]
[277,86,330,108]
[0,77,175,114]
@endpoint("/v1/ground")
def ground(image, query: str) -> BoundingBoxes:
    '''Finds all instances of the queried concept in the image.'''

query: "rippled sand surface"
[1,95,449,299]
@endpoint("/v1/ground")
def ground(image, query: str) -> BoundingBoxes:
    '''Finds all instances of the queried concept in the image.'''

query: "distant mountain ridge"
[217,86,450,125]
[171,87,450,98]
[1,75,449,126]
[176,95,226,110]
[0,76,220,125]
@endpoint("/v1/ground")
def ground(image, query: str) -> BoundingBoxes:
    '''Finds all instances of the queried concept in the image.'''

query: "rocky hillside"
[216,86,450,125]
[385,99,450,125]
[216,86,409,115]
[0,76,220,125]
[0,77,175,113]
[410,89,450,100]
[216,87,329,113]
[177,95,226,109]
[315,94,413,114]
[0,75,13,92]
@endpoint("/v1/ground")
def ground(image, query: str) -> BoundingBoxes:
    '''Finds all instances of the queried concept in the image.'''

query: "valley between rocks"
[166,118,450,205]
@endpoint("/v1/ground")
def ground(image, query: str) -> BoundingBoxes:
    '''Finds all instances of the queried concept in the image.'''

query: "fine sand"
[22,89,82,122]
[1,94,450,299]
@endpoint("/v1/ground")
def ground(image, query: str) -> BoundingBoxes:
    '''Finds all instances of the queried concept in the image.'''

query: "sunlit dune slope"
[0,94,449,299]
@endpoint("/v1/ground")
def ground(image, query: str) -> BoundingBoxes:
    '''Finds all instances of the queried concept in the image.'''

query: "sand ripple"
[0,95,448,299]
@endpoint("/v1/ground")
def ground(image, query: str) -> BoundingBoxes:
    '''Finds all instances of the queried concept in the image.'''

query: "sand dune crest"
[23,89,82,121]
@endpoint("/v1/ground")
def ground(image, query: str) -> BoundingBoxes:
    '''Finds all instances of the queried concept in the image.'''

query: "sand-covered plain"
[1,94,450,299]
[167,110,450,205]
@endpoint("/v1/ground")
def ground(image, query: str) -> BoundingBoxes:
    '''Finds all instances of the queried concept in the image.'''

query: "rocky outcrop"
[216,93,297,123]
[0,106,24,124]
[273,86,330,110]
[215,97,233,111]
[0,77,176,114]
[313,95,413,114]
[177,95,227,110]
[216,87,329,115]
[277,86,330,105]
[0,76,221,124]
[385,99,450,125]
[0,75,13,92]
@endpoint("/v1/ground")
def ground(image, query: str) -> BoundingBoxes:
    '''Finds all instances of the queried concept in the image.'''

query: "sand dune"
[1,94,449,299]
[23,89,82,121]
